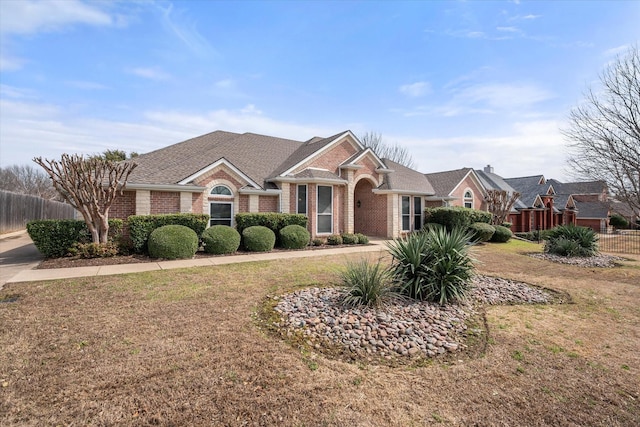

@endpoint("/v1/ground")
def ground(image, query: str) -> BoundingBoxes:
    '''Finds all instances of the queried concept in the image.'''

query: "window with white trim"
[297,184,307,215]
[464,190,473,209]
[317,185,333,234]
[211,185,233,196]
[401,196,411,231]
[210,201,233,227]
[414,197,422,230]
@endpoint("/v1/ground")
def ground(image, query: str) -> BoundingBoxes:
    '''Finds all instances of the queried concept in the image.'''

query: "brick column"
[387,193,399,238]
[249,195,259,213]
[345,171,355,234]
[179,192,192,213]
[281,183,290,213]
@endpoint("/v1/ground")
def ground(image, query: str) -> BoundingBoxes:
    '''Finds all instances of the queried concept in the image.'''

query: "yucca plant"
[339,258,397,308]
[545,224,599,257]
[387,227,476,305]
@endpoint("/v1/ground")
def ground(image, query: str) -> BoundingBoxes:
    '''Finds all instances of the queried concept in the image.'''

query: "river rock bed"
[528,252,623,268]
[273,275,552,359]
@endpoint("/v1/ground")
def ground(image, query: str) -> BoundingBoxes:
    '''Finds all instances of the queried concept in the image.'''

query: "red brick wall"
[354,179,387,237]
[577,218,605,232]
[110,190,136,220]
[192,193,204,214]
[450,175,486,210]
[259,195,278,212]
[238,195,249,213]
[294,140,358,174]
[289,185,298,213]
[150,191,180,214]
[194,168,245,190]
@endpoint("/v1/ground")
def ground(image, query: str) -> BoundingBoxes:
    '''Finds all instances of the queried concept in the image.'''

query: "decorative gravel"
[273,275,552,359]
[528,252,623,268]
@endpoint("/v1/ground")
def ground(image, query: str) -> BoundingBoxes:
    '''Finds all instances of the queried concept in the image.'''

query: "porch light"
[357,200,361,208]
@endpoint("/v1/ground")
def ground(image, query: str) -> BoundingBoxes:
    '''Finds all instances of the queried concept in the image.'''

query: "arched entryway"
[353,178,387,237]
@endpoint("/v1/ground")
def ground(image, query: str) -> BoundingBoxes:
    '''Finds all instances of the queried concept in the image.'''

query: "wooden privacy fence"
[0,190,76,234]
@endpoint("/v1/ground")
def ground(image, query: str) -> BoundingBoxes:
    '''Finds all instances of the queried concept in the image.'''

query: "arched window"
[463,190,473,209]
[210,185,232,196]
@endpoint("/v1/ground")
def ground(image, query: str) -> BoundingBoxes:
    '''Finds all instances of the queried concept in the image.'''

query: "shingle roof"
[424,168,473,197]
[547,179,607,196]
[475,169,527,209]
[504,176,548,208]
[575,201,610,218]
[128,131,304,188]
[381,159,435,194]
[269,131,349,178]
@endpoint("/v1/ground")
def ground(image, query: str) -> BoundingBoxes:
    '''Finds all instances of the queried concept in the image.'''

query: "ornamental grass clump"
[544,224,599,257]
[387,227,476,305]
[340,258,398,308]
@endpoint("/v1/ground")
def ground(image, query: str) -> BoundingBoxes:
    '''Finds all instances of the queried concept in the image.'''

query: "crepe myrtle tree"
[34,154,137,244]
[484,189,521,225]
[564,44,640,215]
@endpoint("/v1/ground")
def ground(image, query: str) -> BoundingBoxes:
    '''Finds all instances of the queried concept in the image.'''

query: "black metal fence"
[598,230,640,255]
[0,190,76,234]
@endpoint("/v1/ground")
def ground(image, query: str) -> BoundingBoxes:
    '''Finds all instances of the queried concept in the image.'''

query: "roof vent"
[484,165,494,174]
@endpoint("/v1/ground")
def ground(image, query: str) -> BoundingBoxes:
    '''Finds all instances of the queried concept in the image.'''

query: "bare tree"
[564,44,640,215]
[359,132,416,169]
[90,149,139,162]
[484,189,521,225]
[0,164,59,200]
[34,154,137,244]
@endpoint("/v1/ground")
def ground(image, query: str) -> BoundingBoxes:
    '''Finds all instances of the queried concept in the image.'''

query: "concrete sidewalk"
[5,239,388,284]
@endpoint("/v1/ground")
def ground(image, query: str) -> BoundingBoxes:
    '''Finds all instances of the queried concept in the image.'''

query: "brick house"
[424,168,487,210]
[112,130,435,238]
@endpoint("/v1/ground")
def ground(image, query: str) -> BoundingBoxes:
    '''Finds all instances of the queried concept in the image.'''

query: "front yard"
[1,241,639,426]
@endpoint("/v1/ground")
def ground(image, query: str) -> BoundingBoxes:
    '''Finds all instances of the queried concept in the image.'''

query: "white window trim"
[297,184,308,215]
[463,188,474,209]
[414,196,422,230]
[210,184,233,197]
[209,201,234,227]
[316,185,333,235]
[401,195,411,232]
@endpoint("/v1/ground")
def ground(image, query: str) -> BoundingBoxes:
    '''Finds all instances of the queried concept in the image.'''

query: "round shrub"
[609,214,629,229]
[355,233,369,244]
[341,233,358,245]
[279,224,310,249]
[242,226,276,252]
[490,225,512,243]
[326,234,343,245]
[311,237,325,246]
[148,225,198,260]
[469,222,495,243]
[202,225,241,254]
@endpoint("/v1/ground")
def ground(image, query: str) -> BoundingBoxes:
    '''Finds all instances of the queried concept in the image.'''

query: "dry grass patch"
[1,245,639,426]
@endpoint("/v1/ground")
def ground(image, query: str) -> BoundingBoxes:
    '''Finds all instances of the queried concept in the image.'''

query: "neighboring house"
[547,179,610,232]
[610,200,640,229]
[423,168,487,210]
[111,130,435,238]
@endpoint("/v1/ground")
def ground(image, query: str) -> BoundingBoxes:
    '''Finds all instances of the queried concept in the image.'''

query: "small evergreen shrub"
[235,213,307,246]
[544,224,598,257]
[355,233,369,244]
[469,222,495,243]
[67,242,119,258]
[326,234,343,245]
[609,214,629,229]
[279,224,310,249]
[387,227,475,305]
[311,237,325,246]
[27,219,123,258]
[148,225,199,259]
[128,213,209,254]
[202,225,241,254]
[340,258,397,308]
[490,225,513,243]
[341,233,358,245]
[242,226,276,252]
[424,207,491,231]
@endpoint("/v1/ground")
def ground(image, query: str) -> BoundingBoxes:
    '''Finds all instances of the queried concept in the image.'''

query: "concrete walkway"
[1,231,388,285]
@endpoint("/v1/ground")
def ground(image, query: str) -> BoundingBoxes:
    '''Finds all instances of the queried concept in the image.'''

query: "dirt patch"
[1,244,639,426]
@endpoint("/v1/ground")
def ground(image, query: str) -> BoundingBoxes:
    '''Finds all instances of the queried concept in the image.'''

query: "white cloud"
[0,52,25,71]
[157,2,216,59]
[0,0,112,35]
[452,82,555,110]
[65,80,109,90]
[399,81,431,98]
[497,26,519,33]
[128,67,171,81]
[215,79,235,89]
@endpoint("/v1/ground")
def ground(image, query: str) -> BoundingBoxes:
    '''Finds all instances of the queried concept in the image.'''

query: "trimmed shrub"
[279,224,310,249]
[68,242,119,258]
[326,234,343,245]
[355,233,369,244]
[235,213,307,246]
[609,214,629,229]
[311,237,325,246]
[128,213,209,254]
[242,226,276,252]
[340,258,397,308]
[202,225,241,254]
[27,219,123,258]
[341,233,358,245]
[387,227,475,305]
[544,224,598,257]
[490,225,513,243]
[469,222,495,243]
[424,207,491,231]
[148,225,199,259]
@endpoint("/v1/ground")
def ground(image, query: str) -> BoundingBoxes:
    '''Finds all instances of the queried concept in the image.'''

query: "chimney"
[484,164,494,174]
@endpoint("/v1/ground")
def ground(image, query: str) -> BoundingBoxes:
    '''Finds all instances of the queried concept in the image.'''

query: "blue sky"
[1,0,638,181]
